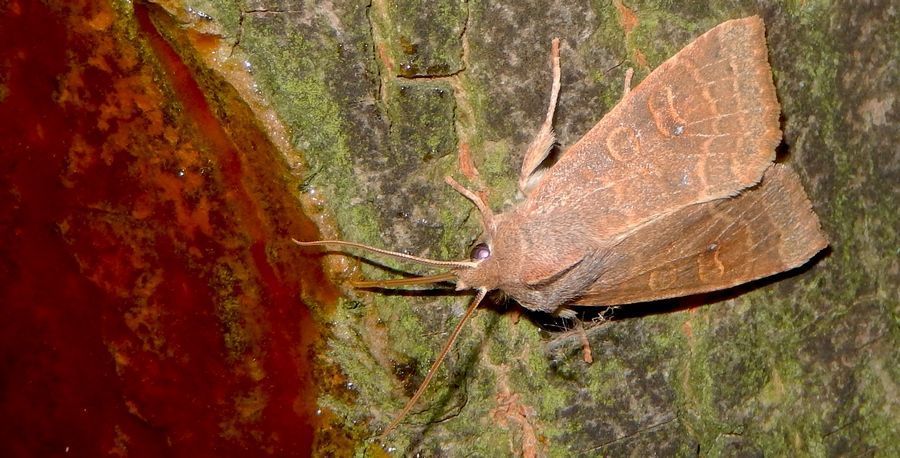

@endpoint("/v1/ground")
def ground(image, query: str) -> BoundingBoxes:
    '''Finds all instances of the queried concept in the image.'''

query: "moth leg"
[621,67,634,99]
[457,143,484,187]
[454,142,492,213]
[508,307,522,325]
[518,38,561,197]
[445,176,494,232]
[577,320,593,364]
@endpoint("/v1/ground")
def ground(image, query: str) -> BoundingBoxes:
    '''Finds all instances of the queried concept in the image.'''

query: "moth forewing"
[571,165,828,306]
[518,16,782,264]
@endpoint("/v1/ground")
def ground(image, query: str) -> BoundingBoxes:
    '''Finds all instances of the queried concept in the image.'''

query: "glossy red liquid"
[0,1,336,456]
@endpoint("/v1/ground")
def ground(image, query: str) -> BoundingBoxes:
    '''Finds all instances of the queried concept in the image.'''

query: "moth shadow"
[314,252,464,297]
[356,285,466,299]
[774,128,792,162]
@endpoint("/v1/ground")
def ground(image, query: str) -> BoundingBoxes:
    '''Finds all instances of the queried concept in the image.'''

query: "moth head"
[451,240,493,290]
[454,213,526,293]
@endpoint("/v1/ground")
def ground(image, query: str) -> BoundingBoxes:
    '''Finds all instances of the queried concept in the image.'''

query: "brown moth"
[295,16,828,435]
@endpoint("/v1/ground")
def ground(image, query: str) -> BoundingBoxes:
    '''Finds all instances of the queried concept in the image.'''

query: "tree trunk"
[4,0,895,456]
[182,0,900,454]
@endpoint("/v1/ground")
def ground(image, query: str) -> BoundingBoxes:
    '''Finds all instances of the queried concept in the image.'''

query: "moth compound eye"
[470,243,491,261]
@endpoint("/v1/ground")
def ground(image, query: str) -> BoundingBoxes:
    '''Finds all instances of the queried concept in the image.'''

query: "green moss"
[782,0,835,16]
[435,195,479,257]
[385,0,466,77]
[385,81,457,165]
[478,140,518,208]
[231,7,484,450]
[383,298,443,368]
[451,74,519,210]
[774,2,896,314]
[236,13,384,245]
[856,358,900,455]
[584,357,625,405]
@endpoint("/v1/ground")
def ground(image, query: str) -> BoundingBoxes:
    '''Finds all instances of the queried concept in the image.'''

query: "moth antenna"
[444,176,494,232]
[380,288,488,438]
[292,239,477,269]
[519,37,561,196]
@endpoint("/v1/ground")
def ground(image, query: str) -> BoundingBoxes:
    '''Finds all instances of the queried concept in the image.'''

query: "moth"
[295,16,828,435]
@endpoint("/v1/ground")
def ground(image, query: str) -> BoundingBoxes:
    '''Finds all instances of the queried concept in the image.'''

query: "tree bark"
[168,0,898,454]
